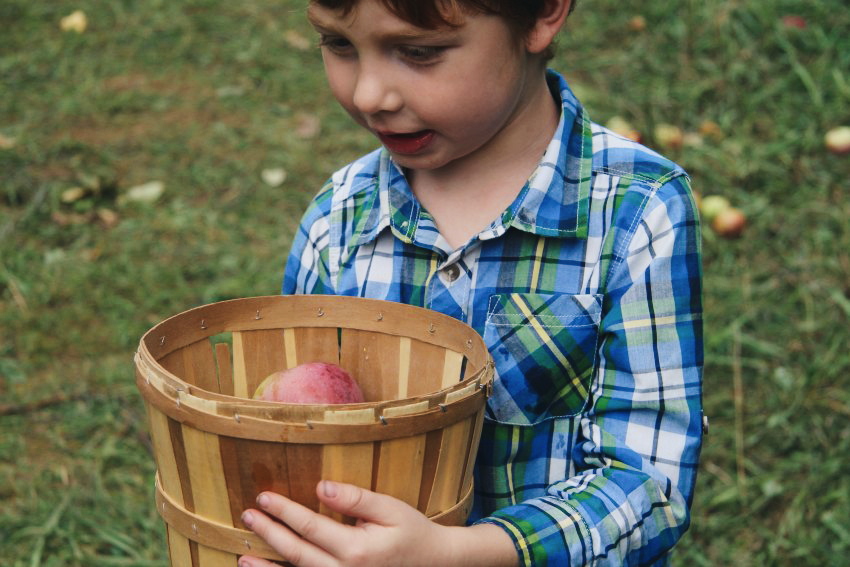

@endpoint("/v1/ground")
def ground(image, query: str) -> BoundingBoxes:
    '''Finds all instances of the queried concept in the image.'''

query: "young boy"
[239,0,704,565]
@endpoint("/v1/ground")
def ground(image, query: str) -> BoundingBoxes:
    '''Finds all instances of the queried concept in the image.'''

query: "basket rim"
[136,295,494,440]
[142,295,488,357]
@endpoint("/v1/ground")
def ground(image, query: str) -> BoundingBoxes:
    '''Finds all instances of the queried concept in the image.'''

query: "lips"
[376,129,435,155]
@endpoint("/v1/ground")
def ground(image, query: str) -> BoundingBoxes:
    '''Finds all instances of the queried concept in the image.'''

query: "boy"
[239,0,704,565]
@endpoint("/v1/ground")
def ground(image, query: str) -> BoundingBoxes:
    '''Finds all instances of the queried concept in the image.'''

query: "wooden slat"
[166,525,193,567]
[286,444,323,512]
[231,329,287,399]
[425,418,472,516]
[231,333,248,399]
[339,328,402,402]
[159,349,187,384]
[146,404,184,504]
[320,442,373,523]
[396,337,411,399]
[180,339,219,393]
[406,338,447,397]
[283,328,298,367]
[196,545,235,567]
[440,350,464,389]
[291,327,341,367]
[417,429,443,513]
[182,425,231,525]
[381,400,429,418]
[322,407,375,425]
[219,437,293,526]
[460,409,486,498]
[214,343,234,396]
[168,418,194,512]
[286,444,323,513]
[374,435,425,507]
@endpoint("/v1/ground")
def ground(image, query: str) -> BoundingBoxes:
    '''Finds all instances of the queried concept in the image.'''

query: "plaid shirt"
[283,71,703,566]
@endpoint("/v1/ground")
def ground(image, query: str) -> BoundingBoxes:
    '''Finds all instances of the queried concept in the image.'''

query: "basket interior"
[157,326,470,403]
[142,296,488,406]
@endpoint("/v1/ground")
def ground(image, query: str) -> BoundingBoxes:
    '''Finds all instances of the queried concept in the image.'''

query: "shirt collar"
[348,70,593,253]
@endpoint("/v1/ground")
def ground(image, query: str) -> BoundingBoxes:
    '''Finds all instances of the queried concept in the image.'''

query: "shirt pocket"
[483,293,602,426]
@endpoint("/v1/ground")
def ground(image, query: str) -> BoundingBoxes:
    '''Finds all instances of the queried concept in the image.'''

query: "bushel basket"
[135,295,493,566]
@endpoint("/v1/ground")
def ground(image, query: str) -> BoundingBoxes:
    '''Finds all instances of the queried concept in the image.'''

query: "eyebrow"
[306,6,458,42]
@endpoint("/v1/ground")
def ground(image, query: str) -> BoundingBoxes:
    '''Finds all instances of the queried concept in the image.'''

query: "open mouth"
[377,129,436,155]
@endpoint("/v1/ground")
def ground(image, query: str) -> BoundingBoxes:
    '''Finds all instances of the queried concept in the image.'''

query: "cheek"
[416,58,523,129]
[425,84,516,137]
[323,63,350,105]
[323,59,358,111]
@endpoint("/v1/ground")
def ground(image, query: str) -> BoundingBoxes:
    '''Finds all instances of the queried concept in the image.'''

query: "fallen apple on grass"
[698,195,732,222]
[697,194,747,239]
[711,207,747,239]
[253,362,365,404]
[825,126,850,155]
[654,123,684,150]
[605,116,642,142]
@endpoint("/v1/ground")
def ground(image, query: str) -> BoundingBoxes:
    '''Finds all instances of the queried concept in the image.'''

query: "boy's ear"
[525,0,572,54]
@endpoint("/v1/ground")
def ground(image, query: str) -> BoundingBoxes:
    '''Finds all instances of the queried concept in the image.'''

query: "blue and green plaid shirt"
[283,71,703,566]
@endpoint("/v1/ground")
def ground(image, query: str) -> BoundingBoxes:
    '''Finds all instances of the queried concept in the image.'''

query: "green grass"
[2,0,849,565]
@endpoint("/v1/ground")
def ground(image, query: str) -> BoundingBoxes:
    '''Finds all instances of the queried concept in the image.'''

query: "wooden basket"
[135,295,493,566]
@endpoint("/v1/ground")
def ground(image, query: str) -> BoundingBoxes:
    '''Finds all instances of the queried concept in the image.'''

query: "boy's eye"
[398,45,446,65]
[318,35,354,56]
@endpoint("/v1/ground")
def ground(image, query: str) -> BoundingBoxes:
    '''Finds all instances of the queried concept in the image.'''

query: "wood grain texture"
[136,295,495,563]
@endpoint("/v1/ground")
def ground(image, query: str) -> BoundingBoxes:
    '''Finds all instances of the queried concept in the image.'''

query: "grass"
[1,0,849,565]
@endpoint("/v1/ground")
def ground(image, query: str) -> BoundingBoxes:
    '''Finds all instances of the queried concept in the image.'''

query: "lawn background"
[1,1,849,565]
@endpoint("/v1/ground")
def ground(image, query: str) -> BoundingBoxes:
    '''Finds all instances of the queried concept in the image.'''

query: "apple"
[825,126,850,155]
[699,120,724,141]
[605,116,642,143]
[654,123,684,150]
[711,207,747,238]
[781,15,807,30]
[699,195,731,222]
[60,10,88,33]
[628,15,647,32]
[253,362,364,404]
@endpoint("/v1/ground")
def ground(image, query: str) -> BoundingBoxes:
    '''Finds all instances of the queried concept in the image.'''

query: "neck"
[409,71,560,248]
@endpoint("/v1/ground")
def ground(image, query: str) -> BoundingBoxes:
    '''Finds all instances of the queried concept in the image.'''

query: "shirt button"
[441,264,460,283]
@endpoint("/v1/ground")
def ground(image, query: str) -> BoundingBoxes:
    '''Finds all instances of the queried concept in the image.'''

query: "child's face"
[308,0,546,174]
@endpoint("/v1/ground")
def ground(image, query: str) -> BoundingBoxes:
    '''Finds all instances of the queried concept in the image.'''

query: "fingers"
[244,484,428,564]
[237,554,282,567]
[316,480,412,525]
[241,497,334,567]
[247,490,370,563]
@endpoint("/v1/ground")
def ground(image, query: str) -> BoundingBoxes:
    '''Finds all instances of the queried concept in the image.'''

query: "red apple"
[781,15,807,29]
[825,126,850,155]
[254,362,364,404]
[711,207,747,238]
[628,15,647,32]
[699,195,731,222]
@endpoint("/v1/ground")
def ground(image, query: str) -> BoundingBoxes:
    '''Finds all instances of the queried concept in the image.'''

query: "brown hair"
[310,0,576,58]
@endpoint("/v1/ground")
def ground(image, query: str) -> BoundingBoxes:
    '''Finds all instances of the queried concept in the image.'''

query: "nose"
[352,63,402,115]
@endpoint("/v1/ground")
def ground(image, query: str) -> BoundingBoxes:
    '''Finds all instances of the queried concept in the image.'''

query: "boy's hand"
[238,481,518,567]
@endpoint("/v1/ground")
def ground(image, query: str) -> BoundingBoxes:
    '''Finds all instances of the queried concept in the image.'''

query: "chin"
[388,152,449,172]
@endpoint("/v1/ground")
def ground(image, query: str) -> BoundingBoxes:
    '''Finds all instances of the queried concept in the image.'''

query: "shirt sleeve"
[478,174,704,566]
[282,181,336,295]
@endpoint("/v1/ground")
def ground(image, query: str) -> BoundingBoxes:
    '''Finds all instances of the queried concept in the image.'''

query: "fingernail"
[321,480,337,498]
[238,559,252,567]
[256,493,270,508]
[241,510,254,528]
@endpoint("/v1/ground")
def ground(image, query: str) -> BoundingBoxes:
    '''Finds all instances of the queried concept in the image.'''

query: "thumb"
[316,481,412,525]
